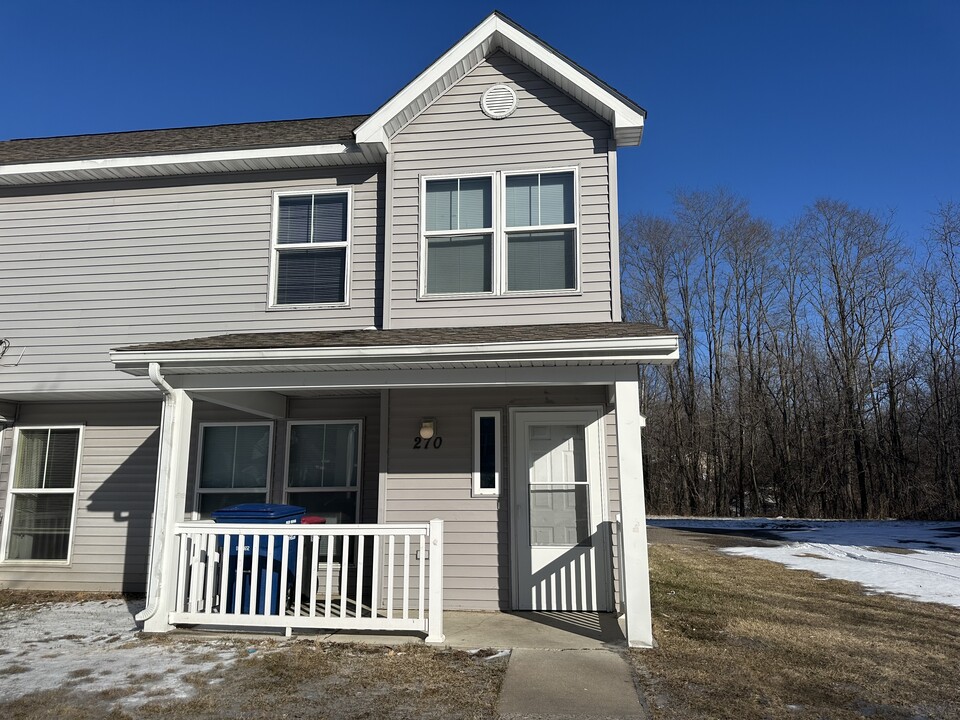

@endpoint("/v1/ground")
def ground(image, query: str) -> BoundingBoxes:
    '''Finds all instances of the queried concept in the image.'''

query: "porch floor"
[329,610,628,650]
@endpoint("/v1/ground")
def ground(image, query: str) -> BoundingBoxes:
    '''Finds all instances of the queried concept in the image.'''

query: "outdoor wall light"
[419,418,437,440]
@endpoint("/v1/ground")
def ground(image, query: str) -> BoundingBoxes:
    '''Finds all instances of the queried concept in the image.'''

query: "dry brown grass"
[0,640,507,720]
[634,543,960,720]
[0,590,133,609]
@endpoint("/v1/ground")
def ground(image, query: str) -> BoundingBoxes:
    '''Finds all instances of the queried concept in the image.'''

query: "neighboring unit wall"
[384,385,614,611]
[0,401,161,591]
[389,50,615,328]
[0,166,384,396]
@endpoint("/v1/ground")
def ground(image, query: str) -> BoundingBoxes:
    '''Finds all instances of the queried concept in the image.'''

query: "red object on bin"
[301,516,327,524]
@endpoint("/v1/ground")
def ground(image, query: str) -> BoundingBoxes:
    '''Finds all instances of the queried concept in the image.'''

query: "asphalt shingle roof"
[0,115,369,165]
[114,323,673,353]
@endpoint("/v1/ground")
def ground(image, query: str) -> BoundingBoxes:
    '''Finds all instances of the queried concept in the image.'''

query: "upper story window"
[420,168,578,298]
[271,189,351,307]
[424,176,493,294]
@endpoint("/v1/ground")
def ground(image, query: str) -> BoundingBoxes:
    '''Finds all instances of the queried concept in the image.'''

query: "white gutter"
[136,362,176,624]
[110,334,679,368]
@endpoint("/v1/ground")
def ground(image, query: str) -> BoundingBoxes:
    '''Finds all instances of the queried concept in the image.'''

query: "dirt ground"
[636,529,960,720]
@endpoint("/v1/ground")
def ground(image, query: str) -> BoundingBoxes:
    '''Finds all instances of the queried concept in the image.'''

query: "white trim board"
[111,334,679,371]
[355,12,645,151]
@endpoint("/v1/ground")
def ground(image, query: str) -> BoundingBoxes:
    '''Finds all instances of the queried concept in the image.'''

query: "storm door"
[511,409,611,611]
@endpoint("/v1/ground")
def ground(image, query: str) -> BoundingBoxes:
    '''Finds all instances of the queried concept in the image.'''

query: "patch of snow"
[650,518,960,607]
[0,598,238,707]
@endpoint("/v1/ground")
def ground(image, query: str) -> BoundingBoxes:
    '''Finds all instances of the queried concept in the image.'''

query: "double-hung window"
[285,421,362,525]
[504,170,577,292]
[271,189,351,306]
[421,168,578,297]
[423,176,494,295]
[195,424,272,516]
[3,426,82,562]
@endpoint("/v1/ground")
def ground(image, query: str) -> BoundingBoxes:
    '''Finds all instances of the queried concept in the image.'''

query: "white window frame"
[283,420,363,523]
[500,167,581,295]
[418,166,580,299]
[419,172,497,299]
[472,410,502,497]
[1,425,84,565]
[194,422,274,519]
[268,187,353,309]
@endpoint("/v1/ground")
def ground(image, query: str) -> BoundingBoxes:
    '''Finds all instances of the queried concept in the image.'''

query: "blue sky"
[2,1,957,246]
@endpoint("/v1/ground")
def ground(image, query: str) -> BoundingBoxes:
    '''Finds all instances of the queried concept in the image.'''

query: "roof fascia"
[354,13,645,151]
[0,142,354,183]
[109,334,680,372]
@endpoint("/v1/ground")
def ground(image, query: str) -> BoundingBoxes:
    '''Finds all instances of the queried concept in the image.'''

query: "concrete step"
[497,647,647,719]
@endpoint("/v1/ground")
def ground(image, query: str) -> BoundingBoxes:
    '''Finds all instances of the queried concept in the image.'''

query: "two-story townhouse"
[0,12,677,646]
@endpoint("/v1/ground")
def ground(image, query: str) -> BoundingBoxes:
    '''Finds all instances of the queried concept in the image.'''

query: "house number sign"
[412,436,443,449]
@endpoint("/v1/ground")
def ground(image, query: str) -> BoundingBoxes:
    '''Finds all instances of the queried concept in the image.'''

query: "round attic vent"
[480,84,518,119]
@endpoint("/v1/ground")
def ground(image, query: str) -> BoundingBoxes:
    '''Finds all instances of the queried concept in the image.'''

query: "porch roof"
[109,322,678,379]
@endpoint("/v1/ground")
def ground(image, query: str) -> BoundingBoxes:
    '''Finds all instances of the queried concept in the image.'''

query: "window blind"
[426,234,492,294]
[507,230,576,291]
[276,248,346,304]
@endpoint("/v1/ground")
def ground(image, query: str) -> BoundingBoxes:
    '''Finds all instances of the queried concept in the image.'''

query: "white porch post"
[139,387,194,633]
[614,368,654,648]
[424,517,445,644]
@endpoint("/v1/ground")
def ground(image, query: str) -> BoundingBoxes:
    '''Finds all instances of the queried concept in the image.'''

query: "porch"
[110,323,678,647]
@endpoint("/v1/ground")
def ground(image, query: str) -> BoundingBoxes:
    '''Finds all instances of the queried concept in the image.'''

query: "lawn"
[0,595,506,720]
[635,541,960,720]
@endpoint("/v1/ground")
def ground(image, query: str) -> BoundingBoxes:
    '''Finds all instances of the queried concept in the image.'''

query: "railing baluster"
[293,533,304,618]
[204,533,217,615]
[418,534,426,621]
[249,535,261,617]
[218,532,229,615]
[176,533,188,614]
[402,535,410,620]
[263,535,275,617]
[386,534,395,620]
[356,534,365,619]
[279,534,290,618]
[233,534,245,615]
[339,534,350,619]
[371,534,380,620]
[309,535,319,618]
[323,534,333,618]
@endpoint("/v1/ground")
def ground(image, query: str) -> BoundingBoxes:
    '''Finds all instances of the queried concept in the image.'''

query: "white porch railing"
[166,519,444,643]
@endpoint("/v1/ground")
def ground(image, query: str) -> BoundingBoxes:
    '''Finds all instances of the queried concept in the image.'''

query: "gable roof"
[0,115,368,165]
[0,12,645,187]
[355,11,647,150]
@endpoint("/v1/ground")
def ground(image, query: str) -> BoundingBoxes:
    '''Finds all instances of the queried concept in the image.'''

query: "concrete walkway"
[497,647,647,719]
[442,612,647,719]
[331,611,649,718]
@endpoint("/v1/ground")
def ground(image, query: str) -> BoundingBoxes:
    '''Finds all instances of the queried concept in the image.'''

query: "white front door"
[511,409,611,611]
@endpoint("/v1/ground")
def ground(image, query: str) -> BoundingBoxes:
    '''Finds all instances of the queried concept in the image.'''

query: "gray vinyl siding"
[383,386,611,611]
[388,50,615,328]
[604,406,623,608]
[0,401,161,591]
[183,396,381,523]
[0,167,383,397]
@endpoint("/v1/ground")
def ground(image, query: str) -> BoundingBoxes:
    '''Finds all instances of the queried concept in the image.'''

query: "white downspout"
[136,362,177,623]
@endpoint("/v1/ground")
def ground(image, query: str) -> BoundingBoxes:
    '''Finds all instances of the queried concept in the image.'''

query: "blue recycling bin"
[211,503,305,614]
